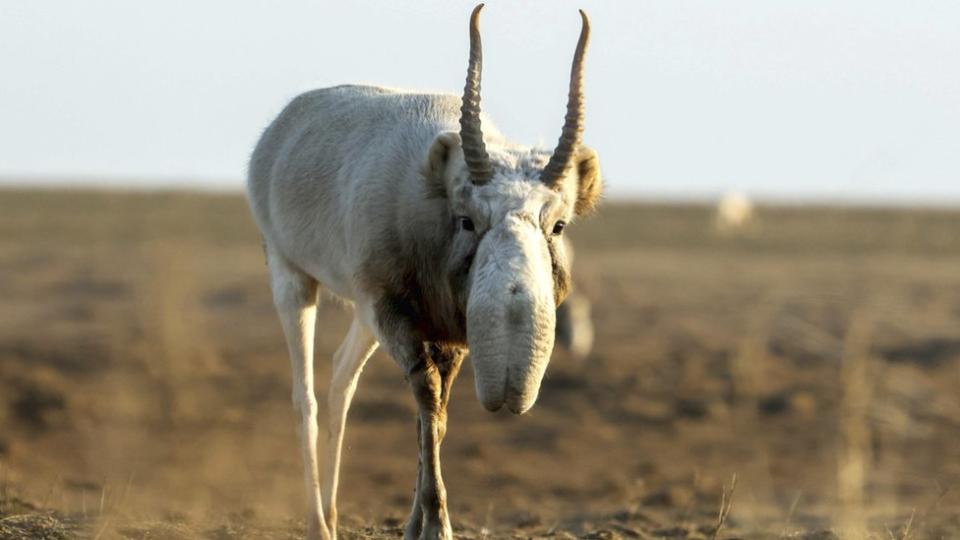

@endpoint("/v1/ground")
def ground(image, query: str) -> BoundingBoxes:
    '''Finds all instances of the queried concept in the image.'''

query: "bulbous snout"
[467,219,557,414]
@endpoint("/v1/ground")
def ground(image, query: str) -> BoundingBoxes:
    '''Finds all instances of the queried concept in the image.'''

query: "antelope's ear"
[573,146,603,215]
[422,131,464,197]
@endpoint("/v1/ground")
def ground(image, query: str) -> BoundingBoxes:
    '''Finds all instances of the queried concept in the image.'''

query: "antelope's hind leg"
[268,253,329,540]
[322,316,379,537]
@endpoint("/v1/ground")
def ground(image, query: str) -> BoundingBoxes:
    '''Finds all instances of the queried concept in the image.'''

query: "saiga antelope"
[246,5,602,539]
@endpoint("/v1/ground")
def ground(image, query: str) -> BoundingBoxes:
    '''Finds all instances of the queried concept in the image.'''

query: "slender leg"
[403,417,424,540]
[411,359,451,540]
[433,349,464,530]
[322,317,378,538]
[406,346,466,540]
[269,254,330,540]
[366,295,465,540]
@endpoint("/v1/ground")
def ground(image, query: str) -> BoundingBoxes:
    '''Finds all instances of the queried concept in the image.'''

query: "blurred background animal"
[555,237,595,361]
[715,192,755,233]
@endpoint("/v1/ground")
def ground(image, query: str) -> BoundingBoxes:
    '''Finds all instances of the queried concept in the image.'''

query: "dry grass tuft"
[709,474,738,540]
[836,313,875,537]
[0,512,78,540]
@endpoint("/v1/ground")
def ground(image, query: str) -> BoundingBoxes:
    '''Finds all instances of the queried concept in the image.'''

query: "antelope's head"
[423,4,603,414]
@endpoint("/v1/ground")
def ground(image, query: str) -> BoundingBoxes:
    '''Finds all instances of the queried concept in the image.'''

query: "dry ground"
[0,189,958,539]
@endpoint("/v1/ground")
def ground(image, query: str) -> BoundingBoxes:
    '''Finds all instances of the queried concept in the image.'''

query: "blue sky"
[1,1,958,202]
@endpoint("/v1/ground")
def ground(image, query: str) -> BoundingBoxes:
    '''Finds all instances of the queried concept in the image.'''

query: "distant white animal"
[555,291,594,358]
[715,192,754,232]
[555,238,594,360]
[245,5,602,540]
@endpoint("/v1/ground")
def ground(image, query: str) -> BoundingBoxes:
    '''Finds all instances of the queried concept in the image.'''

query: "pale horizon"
[2,1,958,203]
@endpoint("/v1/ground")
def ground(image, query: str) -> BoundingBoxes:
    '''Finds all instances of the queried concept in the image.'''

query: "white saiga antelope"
[246,5,602,539]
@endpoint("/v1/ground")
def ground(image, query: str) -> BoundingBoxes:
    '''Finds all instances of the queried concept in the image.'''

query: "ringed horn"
[458,4,592,188]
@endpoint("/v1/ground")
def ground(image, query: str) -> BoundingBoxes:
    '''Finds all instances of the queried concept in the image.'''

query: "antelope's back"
[245,85,464,292]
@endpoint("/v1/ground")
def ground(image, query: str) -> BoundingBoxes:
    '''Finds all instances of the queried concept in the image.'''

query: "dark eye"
[551,221,566,236]
[459,216,475,232]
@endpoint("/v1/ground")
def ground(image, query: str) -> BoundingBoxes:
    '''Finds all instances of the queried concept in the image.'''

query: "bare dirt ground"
[0,190,958,539]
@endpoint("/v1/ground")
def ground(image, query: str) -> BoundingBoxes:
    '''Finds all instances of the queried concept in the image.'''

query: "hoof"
[306,513,332,540]
[419,522,453,540]
[404,516,422,540]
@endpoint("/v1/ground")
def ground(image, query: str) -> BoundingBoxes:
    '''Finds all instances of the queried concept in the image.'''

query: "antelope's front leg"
[408,356,452,540]
[403,416,424,540]
[405,346,465,540]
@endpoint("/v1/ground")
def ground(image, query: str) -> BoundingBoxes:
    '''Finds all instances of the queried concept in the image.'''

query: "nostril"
[509,283,521,295]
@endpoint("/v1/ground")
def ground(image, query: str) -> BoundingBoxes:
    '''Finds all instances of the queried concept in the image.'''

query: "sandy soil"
[0,190,958,539]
